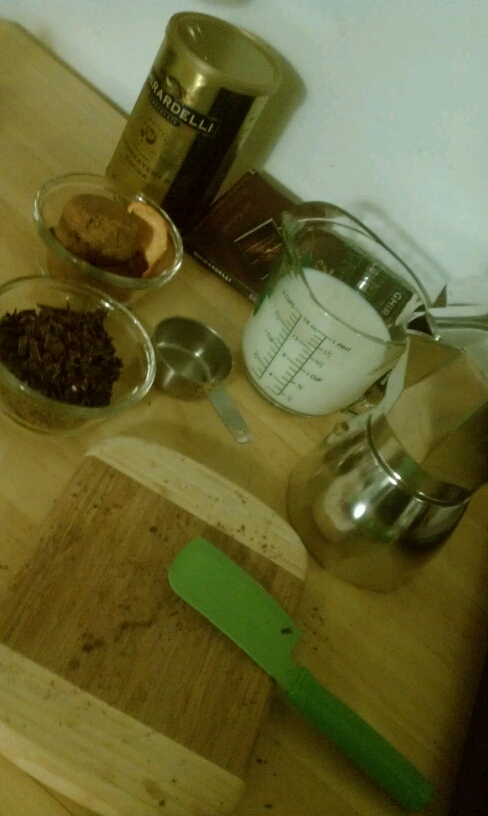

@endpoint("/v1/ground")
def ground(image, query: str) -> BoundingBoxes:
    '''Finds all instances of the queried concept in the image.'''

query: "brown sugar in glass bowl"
[0,276,156,434]
[33,173,183,305]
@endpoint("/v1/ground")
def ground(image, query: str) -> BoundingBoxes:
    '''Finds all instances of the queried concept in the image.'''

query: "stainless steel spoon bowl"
[152,316,252,443]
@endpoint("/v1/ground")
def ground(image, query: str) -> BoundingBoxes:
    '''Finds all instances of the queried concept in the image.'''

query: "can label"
[162,85,254,227]
[147,70,220,136]
[107,66,256,229]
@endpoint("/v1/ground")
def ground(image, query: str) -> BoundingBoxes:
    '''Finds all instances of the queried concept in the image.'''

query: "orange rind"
[127,201,169,278]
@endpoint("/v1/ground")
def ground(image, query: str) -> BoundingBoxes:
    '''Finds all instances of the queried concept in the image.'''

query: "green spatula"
[168,538,433,812]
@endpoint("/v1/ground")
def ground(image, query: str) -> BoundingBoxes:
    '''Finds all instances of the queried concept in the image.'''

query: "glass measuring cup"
[241,202,431,416]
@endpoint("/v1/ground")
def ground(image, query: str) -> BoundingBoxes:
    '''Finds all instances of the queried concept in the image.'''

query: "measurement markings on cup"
[275,327,328,396]
[254,308,302,377]
[252,297,331,398]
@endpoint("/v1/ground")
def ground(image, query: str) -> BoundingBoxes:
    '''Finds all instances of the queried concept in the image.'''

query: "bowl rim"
[32,172,184,290]
[0,274,157,418]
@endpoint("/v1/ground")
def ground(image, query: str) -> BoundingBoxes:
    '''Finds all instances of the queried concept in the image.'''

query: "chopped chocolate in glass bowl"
[0,305,122,406]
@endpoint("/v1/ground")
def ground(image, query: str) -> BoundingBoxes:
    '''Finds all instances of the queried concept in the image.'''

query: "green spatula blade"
[168,536,302,688]
[168,538,434,813]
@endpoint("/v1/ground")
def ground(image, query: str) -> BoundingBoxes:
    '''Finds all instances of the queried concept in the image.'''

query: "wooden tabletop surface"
[0,20,487,816]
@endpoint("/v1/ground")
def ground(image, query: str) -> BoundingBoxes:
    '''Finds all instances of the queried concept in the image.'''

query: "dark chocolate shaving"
[0,305,122,407]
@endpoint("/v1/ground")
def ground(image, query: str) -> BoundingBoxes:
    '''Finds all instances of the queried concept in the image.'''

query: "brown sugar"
[53,194,170,280]
[54,194,147,272]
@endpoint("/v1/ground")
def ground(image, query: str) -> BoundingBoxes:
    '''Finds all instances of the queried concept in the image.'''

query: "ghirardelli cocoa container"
[106,13,282,231]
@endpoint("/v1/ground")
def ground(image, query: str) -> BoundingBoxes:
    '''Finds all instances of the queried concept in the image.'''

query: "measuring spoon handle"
[206,386,253,444]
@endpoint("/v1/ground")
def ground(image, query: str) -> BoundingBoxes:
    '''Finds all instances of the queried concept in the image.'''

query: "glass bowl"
[0,276,156,434]
[33,173,183,305]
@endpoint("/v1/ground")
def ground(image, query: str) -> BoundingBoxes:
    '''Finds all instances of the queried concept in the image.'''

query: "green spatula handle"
[287,667,433,812]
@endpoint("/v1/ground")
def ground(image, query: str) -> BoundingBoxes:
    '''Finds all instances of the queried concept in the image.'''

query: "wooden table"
[0,20,487,816]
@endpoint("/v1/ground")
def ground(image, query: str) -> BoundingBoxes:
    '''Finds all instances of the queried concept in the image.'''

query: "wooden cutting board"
[0,437,308,816]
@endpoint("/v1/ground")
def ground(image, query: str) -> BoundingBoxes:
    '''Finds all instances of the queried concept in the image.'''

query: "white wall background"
[2,0,487,291]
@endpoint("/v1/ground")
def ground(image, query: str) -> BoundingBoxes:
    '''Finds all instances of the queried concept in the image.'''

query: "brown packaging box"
[184,170,298,302]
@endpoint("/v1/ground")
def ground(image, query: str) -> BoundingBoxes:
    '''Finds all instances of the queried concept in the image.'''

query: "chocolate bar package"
[184,170,298,302]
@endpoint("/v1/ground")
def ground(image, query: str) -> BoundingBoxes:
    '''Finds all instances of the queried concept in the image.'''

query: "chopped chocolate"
[0,305,122,407]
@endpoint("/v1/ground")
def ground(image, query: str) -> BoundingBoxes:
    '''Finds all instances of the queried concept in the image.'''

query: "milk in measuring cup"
[242,267,392,415]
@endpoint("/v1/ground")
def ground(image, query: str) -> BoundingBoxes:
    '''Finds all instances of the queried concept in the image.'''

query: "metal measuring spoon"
[152,317,253,444]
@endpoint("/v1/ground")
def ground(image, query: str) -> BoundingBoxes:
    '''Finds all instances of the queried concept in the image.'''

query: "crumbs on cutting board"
[143,778,166,806]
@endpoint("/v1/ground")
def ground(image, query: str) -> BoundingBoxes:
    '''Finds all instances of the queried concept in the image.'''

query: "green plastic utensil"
[168,538,434,813]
